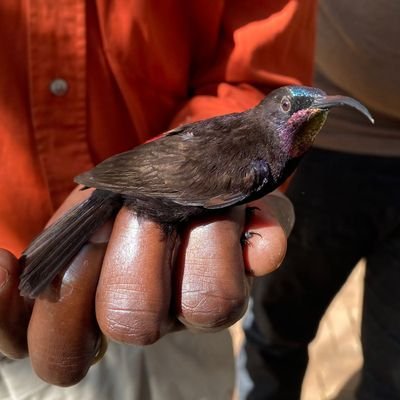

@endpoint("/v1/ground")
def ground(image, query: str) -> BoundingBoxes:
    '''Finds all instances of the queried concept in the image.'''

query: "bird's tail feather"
[19,190,121,299]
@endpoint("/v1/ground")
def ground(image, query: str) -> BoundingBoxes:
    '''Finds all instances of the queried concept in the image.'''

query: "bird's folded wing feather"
[76,116,269,209]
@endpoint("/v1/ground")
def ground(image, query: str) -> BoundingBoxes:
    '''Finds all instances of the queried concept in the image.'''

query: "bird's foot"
[241,206,262,246]
[240,230,262,246]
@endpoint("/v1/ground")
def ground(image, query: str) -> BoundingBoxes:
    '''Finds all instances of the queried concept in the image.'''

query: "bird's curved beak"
[311,95,374,124]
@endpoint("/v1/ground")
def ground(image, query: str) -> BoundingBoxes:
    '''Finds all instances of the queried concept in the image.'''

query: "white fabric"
[0,330,234,400]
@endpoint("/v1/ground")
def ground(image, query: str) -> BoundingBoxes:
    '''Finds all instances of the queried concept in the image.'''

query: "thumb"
[47,186,95,226]
[242,192,293,277]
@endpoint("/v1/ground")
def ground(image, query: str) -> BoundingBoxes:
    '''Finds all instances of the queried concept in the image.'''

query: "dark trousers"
[239,148,400,399]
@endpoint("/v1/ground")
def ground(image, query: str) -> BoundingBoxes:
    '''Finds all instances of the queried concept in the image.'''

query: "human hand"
[0,249,31,359]
[5,187,292,386]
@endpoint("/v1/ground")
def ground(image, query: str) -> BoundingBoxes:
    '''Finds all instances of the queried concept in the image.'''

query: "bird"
[18,86,373,298]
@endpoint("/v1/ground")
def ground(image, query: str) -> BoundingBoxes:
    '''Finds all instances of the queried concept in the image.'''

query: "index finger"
[96,207,175,346]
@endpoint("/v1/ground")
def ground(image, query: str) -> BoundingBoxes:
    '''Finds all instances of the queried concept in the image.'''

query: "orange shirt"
[0,0,316,255]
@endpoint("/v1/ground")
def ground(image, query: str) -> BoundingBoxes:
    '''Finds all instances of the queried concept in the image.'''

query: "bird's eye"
[280,97,291,113]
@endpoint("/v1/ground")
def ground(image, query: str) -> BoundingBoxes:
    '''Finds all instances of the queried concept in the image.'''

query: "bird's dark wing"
[76,114,270,209]
[143,124,187,143]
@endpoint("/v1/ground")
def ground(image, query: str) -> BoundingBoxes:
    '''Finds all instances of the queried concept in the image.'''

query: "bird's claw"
[241,206,262,246]
[240,231,262,246]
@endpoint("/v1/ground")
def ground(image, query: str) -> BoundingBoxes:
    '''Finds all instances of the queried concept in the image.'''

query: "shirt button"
[49,78,69,96]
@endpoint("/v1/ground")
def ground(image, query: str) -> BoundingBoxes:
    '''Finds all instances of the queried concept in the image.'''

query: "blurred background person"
[238,0,400,399]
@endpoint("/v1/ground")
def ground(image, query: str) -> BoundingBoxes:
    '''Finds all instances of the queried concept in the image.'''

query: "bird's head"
[258,86,374,158]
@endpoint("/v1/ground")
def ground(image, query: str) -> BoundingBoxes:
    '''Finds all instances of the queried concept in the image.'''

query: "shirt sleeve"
[170,0,317,127]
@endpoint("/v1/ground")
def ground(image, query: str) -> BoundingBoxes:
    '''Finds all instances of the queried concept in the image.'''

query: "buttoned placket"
[28,0,93,207]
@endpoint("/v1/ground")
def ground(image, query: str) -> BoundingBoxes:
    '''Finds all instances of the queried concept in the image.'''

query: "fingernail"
[263,191,295,238]
[92,334,108,365]
[0,266,9,290]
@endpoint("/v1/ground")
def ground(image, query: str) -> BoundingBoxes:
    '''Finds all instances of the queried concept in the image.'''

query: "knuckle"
[97,285,166,345]
[33,353,91,387]
[100,310,162,345]
[0,347,28,360]
[180,288,248,329]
